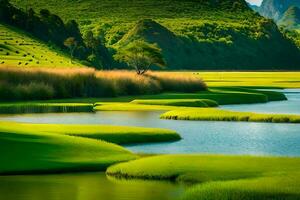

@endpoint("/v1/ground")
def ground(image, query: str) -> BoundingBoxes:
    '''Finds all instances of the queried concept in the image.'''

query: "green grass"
[107,154,300,200]
[192,71,300,88]
[0,122,137,175]
[130,99,219,108]
[16,122,181,144]
[10,0,300,70]
[0,103,94,114]
[0,24,81,67]
[93,86,286,107]
[160,108,300,123]
[0,121,180,174]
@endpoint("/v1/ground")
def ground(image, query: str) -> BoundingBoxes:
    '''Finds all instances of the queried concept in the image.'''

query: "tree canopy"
[114,40,166,74]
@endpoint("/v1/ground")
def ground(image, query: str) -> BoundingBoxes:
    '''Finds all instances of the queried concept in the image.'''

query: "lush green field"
[16,122,181,144]
[0,122,137,174]
[189,72,300,88]
[107,155,300,200]
[0,121,181,174]
[0,24,80,67]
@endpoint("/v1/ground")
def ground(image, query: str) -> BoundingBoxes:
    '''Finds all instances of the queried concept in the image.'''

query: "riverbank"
[107,154,300,200]
[0,121,180,174]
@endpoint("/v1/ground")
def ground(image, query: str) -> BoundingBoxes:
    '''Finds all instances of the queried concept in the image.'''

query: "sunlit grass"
[15,122,181,144]
[130,99,218,107]
[189,71,300,88]
[0,122,137,174]
[107,155,300,200]
[0,24,81,67]
[160,108,300,123]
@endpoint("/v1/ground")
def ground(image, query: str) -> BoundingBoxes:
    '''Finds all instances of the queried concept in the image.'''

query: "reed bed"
[0,67,207,101]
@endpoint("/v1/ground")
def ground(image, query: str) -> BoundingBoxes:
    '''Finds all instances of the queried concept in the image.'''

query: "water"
[221,89,300,114]
[1,89,300,156]
[1,89,300,200]
[0,173,184,200]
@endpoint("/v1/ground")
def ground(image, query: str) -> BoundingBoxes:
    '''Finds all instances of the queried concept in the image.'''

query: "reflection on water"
[0,173,184,200]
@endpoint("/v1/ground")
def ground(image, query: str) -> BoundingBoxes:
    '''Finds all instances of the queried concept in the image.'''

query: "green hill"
[10,0,300,69]
[0,23,82,67]
[278,6,300,30]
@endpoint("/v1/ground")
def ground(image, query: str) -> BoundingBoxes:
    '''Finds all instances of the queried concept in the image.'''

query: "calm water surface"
[1,89,300,200]
[1,89,300,156]
[0,173,184,200]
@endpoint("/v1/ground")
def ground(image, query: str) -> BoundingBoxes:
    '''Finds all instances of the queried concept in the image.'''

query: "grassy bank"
[0,121,181,174]
[0,103,93,114]
[15,122,181,144]
[0,68,206,101]
[130,99,218,108]
[107,155,300,200]
[161,108,300,123]
[0,123,137,175]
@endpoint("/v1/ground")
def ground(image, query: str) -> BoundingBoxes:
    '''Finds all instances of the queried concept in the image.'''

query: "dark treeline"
[0,0,111,69]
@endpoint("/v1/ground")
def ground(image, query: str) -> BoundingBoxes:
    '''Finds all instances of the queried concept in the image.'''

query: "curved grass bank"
[107,155,300,200]
[17,123,181,144]
[0,121,181,174]
[160,108,300,123]
[0,126,136,175]
[0,103,93,114]
[130,99,218,107]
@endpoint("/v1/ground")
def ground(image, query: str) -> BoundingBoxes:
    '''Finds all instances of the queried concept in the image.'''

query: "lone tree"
[64,37,78,63]
[114,40,166,74]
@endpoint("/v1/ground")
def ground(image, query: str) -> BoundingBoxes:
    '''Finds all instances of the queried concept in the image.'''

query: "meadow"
[192,71,300,88]
[0,121,180,174]
[0,24,80,67]
[0,123,136,174]
[107,155,300,200]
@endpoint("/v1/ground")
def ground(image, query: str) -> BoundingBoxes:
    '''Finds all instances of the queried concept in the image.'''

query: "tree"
[64,37,78,63]
[84,31,99,54]
[114,40,166,74]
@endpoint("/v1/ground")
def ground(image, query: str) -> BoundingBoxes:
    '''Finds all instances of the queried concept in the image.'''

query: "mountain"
[0,23,81,67]
[247,3,260,12]
[278,6,300,30]
[10,0,300,69]
[259,0,300,21]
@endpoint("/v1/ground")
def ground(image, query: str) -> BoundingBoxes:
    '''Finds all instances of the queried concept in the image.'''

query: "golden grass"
[0,68,206,101]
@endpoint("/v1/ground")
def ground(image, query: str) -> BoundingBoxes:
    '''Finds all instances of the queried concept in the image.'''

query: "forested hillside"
[9,0,300,69]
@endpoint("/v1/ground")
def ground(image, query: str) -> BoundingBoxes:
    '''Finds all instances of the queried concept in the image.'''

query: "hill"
[259,0,300,21]
[278,6,300,30]
[0,23,81,67]
[119,18,300,70]
[10,0,300,69]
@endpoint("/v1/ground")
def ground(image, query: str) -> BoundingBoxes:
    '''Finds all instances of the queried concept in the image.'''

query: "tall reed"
[0,67,207,101]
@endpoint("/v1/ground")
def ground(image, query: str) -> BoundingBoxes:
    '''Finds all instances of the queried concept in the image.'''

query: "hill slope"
[278,6,300,30]
[119,19,300,69]
[10,0,300,69]
[0,24,81,67]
